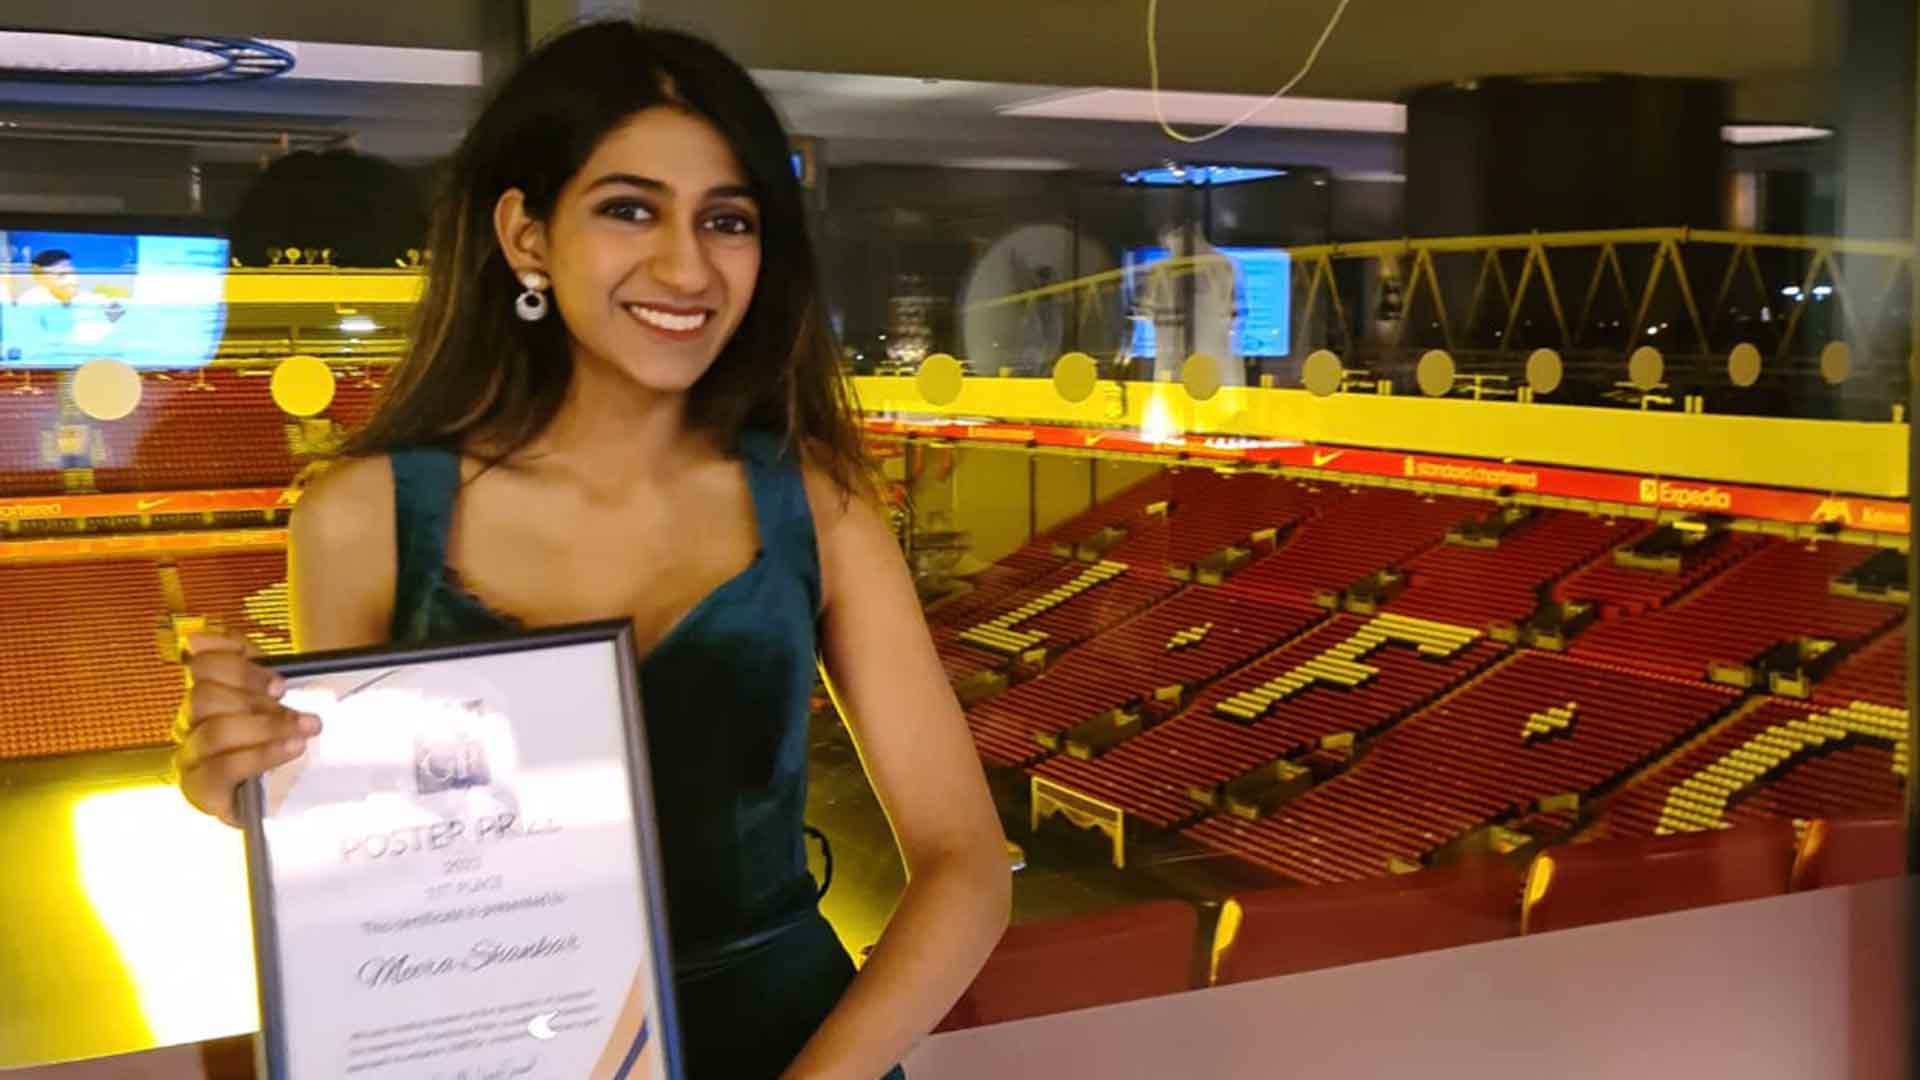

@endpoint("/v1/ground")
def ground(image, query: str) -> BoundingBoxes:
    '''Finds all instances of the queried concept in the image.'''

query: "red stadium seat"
[1791,815,1909,891]
[1210,858,1524,985]
[1521,821,1795,934]
[934,900,1198,1031]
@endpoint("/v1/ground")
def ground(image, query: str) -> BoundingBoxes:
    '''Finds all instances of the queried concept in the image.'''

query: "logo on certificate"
[414,730,491,794]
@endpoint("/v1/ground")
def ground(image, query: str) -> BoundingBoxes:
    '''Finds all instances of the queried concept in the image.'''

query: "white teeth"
[626,305,709,333]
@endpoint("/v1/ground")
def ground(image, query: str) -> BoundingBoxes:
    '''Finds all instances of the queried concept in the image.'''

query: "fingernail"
[299,714,322,735]
[268,676,287,699]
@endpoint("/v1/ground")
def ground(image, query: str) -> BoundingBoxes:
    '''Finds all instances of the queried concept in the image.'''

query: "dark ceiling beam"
[648,0,1822,117]
[526,0,643,46]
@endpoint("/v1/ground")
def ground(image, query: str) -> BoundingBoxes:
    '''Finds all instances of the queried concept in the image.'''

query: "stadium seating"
[1032,472,1180,559]
[1790,814,1908,891]
[0,559,178,758]
[323,369,385,429]
[934,900,1199,1031]
[1210,857,1525,985]
[926,546,1068,634]
[972,588,1322,767]
[175,551,294,654]
[1554,528,1767,617]
[1607,699,1907,836]
[1221,486,1478,609]
[1031,614,1498,830]
[1520,821,1795,934]
[1569,539,1901,683]
[1814,628,1906,709]
[0,366,373,497]
[0,384,63,495]
[938,564,1182,738]
[0,548,307,761]
[1390,510,1641,629]
[1133,469,1318,573]
[2,414,1907,922]
[1185,652,1738,884]
[90,370,304,491]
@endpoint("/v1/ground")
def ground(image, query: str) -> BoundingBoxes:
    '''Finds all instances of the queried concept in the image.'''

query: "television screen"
[1124,245,1292,358]
[1,229,230,369]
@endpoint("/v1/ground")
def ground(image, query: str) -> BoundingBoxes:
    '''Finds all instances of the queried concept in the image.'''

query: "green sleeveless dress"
[386,431,903,1079]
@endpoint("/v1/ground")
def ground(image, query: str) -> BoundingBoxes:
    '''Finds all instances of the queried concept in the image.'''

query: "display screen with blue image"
[1,229,230,368]
[1124,245,1291,357]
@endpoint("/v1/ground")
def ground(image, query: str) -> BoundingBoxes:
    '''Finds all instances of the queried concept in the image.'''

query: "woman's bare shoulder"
[287,455,398,650]
[290,454,396,551]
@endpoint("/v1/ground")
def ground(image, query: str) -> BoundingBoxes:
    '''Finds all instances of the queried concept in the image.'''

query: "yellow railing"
[961,227,1915,368]
[14,227,1905,374]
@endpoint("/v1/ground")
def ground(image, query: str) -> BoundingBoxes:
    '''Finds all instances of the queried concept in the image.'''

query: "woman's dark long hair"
[341,22,865,492]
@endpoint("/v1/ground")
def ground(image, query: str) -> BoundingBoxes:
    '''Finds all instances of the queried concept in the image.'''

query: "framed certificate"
[238,621,681,1080]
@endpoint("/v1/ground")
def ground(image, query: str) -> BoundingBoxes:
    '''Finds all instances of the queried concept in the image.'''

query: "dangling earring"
[514,270,550,322]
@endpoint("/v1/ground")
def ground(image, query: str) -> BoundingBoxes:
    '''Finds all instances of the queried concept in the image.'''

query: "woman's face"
[517,107,763,394]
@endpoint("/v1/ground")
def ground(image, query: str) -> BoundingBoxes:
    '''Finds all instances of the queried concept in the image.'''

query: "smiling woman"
[490,112,767,396]
[336,25,863,490]
[168,19,1009,1080]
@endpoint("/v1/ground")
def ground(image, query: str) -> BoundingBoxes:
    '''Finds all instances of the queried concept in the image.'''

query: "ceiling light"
[760,71,978,102]
[1002,88,1405,134]
[338,315,377,334]
[1721,124,1834,145]
[1125,165,1289,186]
[260,40,482,87]
[0,30,292,83]
[943,156,1077,171]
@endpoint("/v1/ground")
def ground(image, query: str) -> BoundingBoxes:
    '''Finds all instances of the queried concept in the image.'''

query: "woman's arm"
[173,455,395,823]
[782,470,1012,1080]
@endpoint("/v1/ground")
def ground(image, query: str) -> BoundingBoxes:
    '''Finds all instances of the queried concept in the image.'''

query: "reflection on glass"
[1125,238,1291,375]
[1,229,230,369]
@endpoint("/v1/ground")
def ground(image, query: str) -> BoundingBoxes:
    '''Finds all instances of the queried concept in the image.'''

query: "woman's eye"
[705,212,758,237]
[599,201,655,224]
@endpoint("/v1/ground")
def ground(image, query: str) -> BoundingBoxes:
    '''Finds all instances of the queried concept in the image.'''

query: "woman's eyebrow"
[584,172,756,201]
[584,171,668,193]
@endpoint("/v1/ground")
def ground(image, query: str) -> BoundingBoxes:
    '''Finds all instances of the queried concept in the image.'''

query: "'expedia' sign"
[1640,478,1732,512]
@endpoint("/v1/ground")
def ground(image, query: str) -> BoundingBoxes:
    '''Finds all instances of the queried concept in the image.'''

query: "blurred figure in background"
[11,249,125,364]
[1138,222,1241,386]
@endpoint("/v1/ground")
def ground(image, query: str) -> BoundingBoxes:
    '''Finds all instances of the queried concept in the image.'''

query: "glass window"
[0,3,1911,1074]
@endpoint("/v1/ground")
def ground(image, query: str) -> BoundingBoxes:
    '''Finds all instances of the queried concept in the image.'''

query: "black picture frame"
[236,619,681,1080]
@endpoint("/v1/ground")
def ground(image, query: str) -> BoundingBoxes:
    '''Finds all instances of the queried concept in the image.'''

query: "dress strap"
[387,445,462,639]
[736,430,822,616]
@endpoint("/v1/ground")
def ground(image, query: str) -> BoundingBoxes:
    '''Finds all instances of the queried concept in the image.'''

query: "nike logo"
[1311,449,1345,467]
[136,498,169,512]
[1083,433,1106,447]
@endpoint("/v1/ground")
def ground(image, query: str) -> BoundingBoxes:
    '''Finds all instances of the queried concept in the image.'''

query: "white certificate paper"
[241,624,678,1080]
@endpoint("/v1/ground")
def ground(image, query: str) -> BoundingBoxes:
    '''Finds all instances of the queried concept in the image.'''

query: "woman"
[172,22,1009,1080]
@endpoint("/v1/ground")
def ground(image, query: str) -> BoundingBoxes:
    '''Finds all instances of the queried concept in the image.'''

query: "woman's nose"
[649,223,711,295]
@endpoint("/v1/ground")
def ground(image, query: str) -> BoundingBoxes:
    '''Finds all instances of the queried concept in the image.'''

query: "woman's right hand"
[172,632,322,827]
